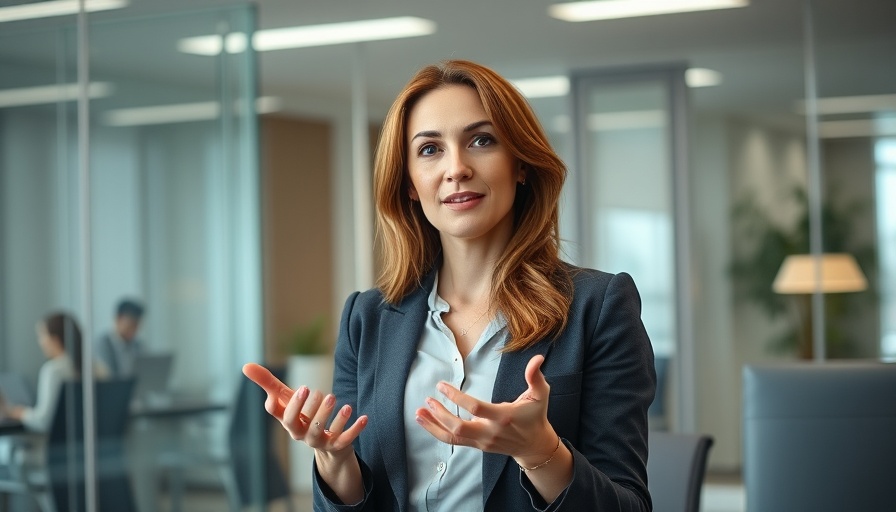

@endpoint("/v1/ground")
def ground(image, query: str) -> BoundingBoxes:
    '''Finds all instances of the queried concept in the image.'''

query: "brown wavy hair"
[374,60,572,351]
[44,312,83,376]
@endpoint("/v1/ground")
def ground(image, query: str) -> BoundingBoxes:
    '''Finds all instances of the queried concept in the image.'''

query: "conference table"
[129,394,230,512]
[0,418,24,436]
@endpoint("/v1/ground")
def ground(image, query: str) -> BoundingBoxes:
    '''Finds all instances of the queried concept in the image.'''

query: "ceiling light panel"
[0,0,127,23]
[685,68,723,88]
[511,76,570,98]
[102,97,282,126]
[178,16,437,56]
[549,0,748,22]
[0,82,115,108]
[796,94,896,116]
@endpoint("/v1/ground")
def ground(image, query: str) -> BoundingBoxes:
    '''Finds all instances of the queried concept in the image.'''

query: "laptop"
[0,371,35,407]
[131,353,174,404]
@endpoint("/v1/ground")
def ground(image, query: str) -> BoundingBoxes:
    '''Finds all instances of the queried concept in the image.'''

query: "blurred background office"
[0,0,894,511]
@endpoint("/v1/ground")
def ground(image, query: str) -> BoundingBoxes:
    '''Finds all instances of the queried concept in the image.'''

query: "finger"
[422,397,486,442]
[301,390,325,429]
[243,363,295,408]
[325,403,353,437]
[281,386,311,438]
[415,407,476,447]
[523,355,550,398]
[435,382,500,420]
[330,413,369,451]
[307,393,337,444]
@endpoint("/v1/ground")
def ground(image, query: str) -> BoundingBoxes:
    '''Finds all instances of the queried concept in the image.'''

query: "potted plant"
[284,316,334,493]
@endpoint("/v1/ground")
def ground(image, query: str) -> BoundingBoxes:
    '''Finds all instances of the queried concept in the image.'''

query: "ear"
[517,162,527,185]
[408,184,419,201]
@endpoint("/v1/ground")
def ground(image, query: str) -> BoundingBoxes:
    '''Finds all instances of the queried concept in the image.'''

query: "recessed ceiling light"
[0,0,127,23]
[511,76,570,98]
[549,0,748,22]
[796,94,896,115]
[685,68,723,88]
[819,117,896,139]
[178,16,437,56]
[0,82,115,108]
[102,97,282,126]
[513,68,721,99]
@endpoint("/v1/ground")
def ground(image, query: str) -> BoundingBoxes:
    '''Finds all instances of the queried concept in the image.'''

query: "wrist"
[515,435,562,472]
[315,447,355,470]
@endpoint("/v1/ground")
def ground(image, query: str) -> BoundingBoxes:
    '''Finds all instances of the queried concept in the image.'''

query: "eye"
[471,134,495,147]
[418,143,438,156]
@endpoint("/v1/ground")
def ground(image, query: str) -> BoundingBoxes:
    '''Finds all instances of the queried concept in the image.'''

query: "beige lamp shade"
[772,253,868,294]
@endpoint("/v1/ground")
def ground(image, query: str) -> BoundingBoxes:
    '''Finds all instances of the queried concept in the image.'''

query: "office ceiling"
[2,0,895,120]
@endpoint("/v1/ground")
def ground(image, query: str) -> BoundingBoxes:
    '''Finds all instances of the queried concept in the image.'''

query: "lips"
[442,191,484,204]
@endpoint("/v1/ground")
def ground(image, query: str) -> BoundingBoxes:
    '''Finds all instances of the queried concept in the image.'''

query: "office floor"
[702,472,746,512]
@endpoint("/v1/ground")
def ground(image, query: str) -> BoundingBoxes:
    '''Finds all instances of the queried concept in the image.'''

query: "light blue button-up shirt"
[403,273,507,512]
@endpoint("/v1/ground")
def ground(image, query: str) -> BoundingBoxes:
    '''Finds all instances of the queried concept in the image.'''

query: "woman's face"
[405,84,525,246]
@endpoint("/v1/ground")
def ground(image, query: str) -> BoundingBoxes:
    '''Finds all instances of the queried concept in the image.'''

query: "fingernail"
[297,386,309,399]
[325,394,335,407]
[415,415,425,425]
[436,383,447,394]
[426,398,435,410]
[341,405,351,417]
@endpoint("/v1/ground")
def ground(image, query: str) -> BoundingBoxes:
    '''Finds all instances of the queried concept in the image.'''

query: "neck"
[438,244,505,307]
[437,213,514,305]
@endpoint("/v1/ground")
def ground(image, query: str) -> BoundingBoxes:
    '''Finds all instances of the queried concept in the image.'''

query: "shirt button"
[437,461,445,472]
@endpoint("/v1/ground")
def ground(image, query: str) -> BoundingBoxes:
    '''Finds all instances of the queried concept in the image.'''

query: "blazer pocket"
[546,372,582,397]
[546,372,582,440]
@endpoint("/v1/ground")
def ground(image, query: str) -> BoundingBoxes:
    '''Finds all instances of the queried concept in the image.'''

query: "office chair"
[743,362,896,512]
[163,368,293,512]
[0,379,136,512]
[647,432,714,512]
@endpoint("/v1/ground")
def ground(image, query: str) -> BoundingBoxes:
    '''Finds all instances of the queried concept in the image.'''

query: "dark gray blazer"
[314,266,655,511]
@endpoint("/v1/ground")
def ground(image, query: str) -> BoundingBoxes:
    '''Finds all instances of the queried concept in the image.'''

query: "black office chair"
[163,367,292,512]
[228,367,293,510]
[743,362,896,512]
[0,379,136,512]
[647,432,713,512]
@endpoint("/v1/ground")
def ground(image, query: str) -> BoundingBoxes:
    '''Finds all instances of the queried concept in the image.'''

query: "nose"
[445,150,471,182]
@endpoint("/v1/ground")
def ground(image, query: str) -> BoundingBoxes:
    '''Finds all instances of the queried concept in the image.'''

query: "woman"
[3,312,107,432]
[245,60,655,511]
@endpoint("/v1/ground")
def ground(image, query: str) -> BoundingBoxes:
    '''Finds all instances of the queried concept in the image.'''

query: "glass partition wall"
[813,1,896,361]
[0,5,268,511]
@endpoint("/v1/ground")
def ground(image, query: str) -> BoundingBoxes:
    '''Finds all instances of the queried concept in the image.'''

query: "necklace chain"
[459,306,490,337]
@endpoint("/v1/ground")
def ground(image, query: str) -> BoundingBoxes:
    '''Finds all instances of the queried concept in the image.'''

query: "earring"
[519,178,526,186]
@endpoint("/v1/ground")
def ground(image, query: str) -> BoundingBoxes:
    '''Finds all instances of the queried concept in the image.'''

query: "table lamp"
[772,253,868,359]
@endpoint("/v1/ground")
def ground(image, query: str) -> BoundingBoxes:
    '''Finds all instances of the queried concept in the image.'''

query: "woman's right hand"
[242,363,368,460]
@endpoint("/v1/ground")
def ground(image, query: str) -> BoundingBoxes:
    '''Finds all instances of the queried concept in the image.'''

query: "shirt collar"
[427,271,507,330]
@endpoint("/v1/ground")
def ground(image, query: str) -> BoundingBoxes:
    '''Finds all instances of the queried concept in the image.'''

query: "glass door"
[571,67,694,432]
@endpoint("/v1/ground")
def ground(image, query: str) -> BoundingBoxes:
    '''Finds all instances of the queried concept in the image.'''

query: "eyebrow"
[410,120,493,141]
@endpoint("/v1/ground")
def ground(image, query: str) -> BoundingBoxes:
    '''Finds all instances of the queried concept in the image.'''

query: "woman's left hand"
[414,354,558,465]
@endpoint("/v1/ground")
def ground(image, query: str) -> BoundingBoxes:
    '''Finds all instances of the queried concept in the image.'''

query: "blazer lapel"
[482,339,552,505]
[373,275,433,511]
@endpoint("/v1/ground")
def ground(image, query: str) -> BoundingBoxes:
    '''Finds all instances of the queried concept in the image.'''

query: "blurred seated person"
[96,299,145,379]
[1,312,109,432]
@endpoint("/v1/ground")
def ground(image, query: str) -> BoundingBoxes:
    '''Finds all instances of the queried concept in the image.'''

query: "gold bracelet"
[518,436,561,472]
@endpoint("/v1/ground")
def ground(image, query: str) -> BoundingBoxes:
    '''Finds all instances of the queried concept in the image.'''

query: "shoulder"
[342,287,389,319]
[562,263,640,302]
